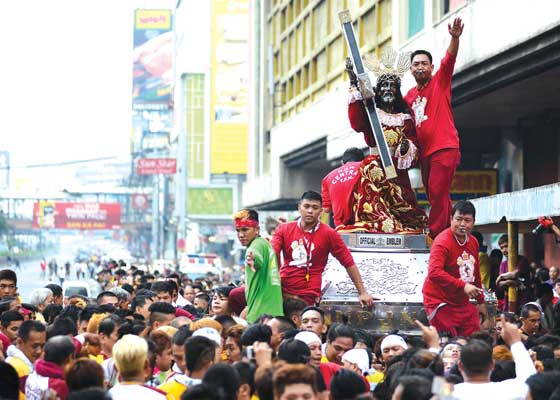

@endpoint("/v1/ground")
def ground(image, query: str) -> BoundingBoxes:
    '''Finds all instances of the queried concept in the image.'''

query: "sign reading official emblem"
[357,234,404,248]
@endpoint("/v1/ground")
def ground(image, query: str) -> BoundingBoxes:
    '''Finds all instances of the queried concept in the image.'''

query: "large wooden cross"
[339,9,397,180]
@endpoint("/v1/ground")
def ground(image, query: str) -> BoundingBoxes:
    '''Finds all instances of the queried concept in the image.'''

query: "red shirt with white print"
[270,220,354,304]
[423,228,484,309]
[321,162,361,227]
[404,51,459,158]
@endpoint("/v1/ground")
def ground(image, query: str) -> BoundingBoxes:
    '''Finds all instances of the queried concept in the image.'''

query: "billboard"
[137,158,177,175]
[133,9,173,110]
[210,0,249,174]
[33,201,121,230]
[415,170,498,205]
[187,187,233,217]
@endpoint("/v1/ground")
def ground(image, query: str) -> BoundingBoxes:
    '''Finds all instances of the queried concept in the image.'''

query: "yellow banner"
[210,0,249,175]
[415,170,498,205]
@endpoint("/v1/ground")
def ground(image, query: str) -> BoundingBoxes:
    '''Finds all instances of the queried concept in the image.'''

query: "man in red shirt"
[321,147,364,228]
[271,191,375,307]
[422,200,487,336]
[404,18,464,239]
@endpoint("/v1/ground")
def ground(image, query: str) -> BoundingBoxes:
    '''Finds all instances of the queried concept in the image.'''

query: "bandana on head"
[234,219,259,228]
[233,210,259,228]
[380,334,408,352]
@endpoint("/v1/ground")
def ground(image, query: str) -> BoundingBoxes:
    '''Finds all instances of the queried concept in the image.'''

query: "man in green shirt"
[234,209,284,323]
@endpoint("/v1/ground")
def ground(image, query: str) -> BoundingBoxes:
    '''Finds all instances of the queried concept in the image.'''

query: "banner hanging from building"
[415,170,498,206]
[133,9,173,110]
[33,201,121,230]
[210,0,249,174]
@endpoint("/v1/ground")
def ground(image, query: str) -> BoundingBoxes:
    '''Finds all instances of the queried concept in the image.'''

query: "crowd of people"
[2,13,560,400]
[0,197,559,400]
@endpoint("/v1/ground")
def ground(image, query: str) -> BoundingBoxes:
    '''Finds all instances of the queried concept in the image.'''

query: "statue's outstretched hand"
[346,57,357,81]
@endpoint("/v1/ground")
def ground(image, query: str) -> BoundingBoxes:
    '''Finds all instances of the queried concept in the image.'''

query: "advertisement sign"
[131,194,149,210]
[415,170,498,206]
[210,0,249,174]
[33,202,121,230]
[187,187,233,217]
[137,158,177,175]
[133,9,173,110]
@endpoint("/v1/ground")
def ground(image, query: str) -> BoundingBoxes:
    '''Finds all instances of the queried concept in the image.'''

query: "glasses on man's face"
[0,284,16,290]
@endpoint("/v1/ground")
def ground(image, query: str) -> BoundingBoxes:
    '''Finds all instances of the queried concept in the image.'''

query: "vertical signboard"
[210,0,249,174]
[132,9,173,154]
[133,9,173,109]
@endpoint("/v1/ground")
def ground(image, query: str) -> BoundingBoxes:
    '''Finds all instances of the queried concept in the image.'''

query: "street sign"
[137,158,177,175]
[131,194,149,210]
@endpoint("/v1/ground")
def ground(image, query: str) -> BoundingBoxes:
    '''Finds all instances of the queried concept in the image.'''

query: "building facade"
[245,0,560,264]
[170,0,250,260]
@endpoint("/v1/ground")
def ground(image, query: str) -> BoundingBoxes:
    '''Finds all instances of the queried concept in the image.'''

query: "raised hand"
[414,319,440,349]
[448,17,464,38]
[345,57,357,81]
[500,321,522,346]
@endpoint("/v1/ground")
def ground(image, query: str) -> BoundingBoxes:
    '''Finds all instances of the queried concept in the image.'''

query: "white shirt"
[175,293,191,307]
[109,382,168,400]
[452,342,536,400]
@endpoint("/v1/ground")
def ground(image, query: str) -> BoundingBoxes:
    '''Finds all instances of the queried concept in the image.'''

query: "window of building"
[185,73,205,180]
[433,0,466,22]
[264,130,271,175]
[407,0,424,38]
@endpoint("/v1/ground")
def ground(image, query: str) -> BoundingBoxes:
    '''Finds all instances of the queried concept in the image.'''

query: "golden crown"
[363,47,411,79]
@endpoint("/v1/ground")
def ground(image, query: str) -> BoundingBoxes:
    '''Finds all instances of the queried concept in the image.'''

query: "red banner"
[137,158,177,175]
[33,202,121,230]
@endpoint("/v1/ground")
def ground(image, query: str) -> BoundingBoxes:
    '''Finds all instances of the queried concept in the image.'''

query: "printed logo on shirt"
[457,251,475,283]
[289,239,314,267]
[330,165,358,185]
[411,96,428,127]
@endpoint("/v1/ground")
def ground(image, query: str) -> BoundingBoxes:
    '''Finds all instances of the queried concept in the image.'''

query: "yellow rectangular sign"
[135,9,172,30]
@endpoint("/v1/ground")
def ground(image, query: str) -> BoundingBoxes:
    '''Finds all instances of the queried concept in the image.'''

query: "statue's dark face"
[378,78,398,108]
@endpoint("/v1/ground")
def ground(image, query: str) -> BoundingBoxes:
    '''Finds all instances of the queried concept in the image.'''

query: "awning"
[470,183,560,232]
[244,197,299,211]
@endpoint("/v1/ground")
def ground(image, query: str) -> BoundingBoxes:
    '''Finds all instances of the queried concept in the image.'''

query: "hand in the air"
[448,17,464,38]
[414,320,439,349]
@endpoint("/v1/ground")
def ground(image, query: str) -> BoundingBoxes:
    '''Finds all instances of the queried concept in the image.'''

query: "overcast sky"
[0,0,177,190]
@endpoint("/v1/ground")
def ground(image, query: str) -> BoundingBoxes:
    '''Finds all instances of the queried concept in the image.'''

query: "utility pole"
[151,174,160,260]
[173,0,188,257]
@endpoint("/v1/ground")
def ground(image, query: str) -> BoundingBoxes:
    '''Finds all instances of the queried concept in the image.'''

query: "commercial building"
[245,0,560,265]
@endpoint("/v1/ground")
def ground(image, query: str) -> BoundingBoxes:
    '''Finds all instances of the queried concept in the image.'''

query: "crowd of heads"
[0,241,559,400]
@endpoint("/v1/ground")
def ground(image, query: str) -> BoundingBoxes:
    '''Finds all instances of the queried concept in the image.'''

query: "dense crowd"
[0,249,559,400]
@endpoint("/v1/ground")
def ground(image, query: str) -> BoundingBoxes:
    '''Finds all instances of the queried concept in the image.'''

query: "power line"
[0,156,125,170]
